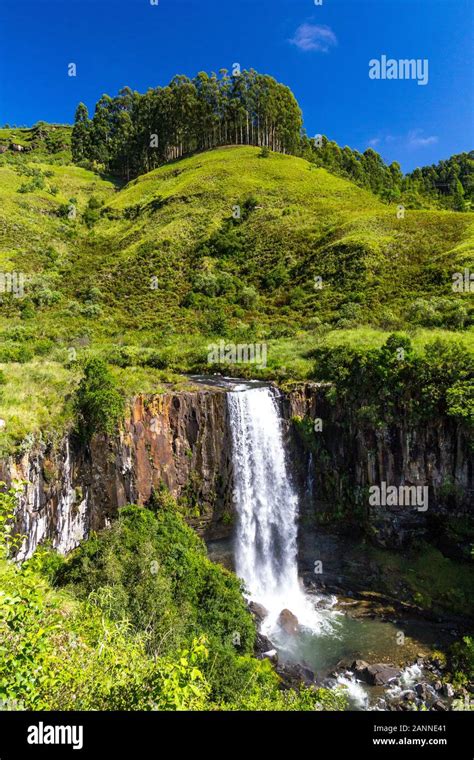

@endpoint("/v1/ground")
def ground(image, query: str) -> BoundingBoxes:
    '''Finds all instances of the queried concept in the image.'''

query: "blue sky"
[1,0,472,171]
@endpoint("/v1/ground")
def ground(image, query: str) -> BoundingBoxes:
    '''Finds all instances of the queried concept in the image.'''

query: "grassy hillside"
[0,132,472,450]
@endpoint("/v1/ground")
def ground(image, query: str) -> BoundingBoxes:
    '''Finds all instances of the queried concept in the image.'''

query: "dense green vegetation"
[369,543,474,619]
[0,122,71,164]
[309,334,473,427]
[302,138,473,212]
[74,358,124,442]
[0,130,472,450]
[406,152,474,211]
[0,486,346,711]
[449,636,474,690]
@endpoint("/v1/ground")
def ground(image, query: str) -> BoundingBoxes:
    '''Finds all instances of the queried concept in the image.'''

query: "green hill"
[0,137,473,450]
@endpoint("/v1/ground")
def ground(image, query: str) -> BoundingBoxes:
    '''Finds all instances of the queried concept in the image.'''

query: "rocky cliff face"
[2,381,471,559]
[285,384,473,551]
[0,438,90,561]
[2,388,233,559]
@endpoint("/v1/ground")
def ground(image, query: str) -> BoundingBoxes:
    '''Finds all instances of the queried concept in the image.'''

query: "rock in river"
[353,662,401,686]
[249,601,268,624]
[277,608,299,635]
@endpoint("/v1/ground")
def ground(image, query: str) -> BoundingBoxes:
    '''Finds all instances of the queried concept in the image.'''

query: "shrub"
[408,298,470,329]
[83,195,103,228]
[446,380,474,425]
[310,334,473,425]
[239,285,258,309]
[74,358,123,441]
[449,636,474,687]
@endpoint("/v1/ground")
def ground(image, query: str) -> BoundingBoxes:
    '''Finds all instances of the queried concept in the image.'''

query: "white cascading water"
[228,385,330,635]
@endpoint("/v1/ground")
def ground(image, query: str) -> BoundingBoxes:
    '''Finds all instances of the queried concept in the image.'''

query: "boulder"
[254,631,274,656]
[249,601,268,624]
[277,608,299,635]
[277,662,315,688]
[355,663,401,686]
[260,649,278,665]
[415,683,430,700]
[352,659,370,674]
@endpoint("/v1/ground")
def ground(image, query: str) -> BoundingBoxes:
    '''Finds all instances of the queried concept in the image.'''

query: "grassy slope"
[0,131,473,449]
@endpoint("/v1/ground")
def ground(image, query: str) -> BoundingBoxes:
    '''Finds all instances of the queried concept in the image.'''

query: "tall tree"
[71,103,91,162]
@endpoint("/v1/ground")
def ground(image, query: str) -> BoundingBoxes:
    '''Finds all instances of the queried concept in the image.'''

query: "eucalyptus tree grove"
[72,70,303,180]
[71,69,472,212]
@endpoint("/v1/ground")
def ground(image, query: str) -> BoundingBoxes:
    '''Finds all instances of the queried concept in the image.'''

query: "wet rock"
[260,649,278,665]
[249,601,268,624]
[432,700,448,711]
[433,680,443,691]
[277,608,299,635]
[415,683,430,700]
[254,631,274,656]
[336,659,352,671]
[352,659,370,673]
[442,682,455,698]
[355,662,401,686]
[277,662,315,689]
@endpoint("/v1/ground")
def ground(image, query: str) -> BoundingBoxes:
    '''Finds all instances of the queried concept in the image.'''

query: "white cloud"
[289,24,337,53]
[366,130,438,151]
[407,129,438,148]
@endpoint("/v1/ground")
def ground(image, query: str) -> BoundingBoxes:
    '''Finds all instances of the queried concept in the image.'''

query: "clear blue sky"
[1,0,472,171]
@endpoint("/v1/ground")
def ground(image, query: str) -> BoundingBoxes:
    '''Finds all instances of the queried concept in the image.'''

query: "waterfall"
[228,385,327,634]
